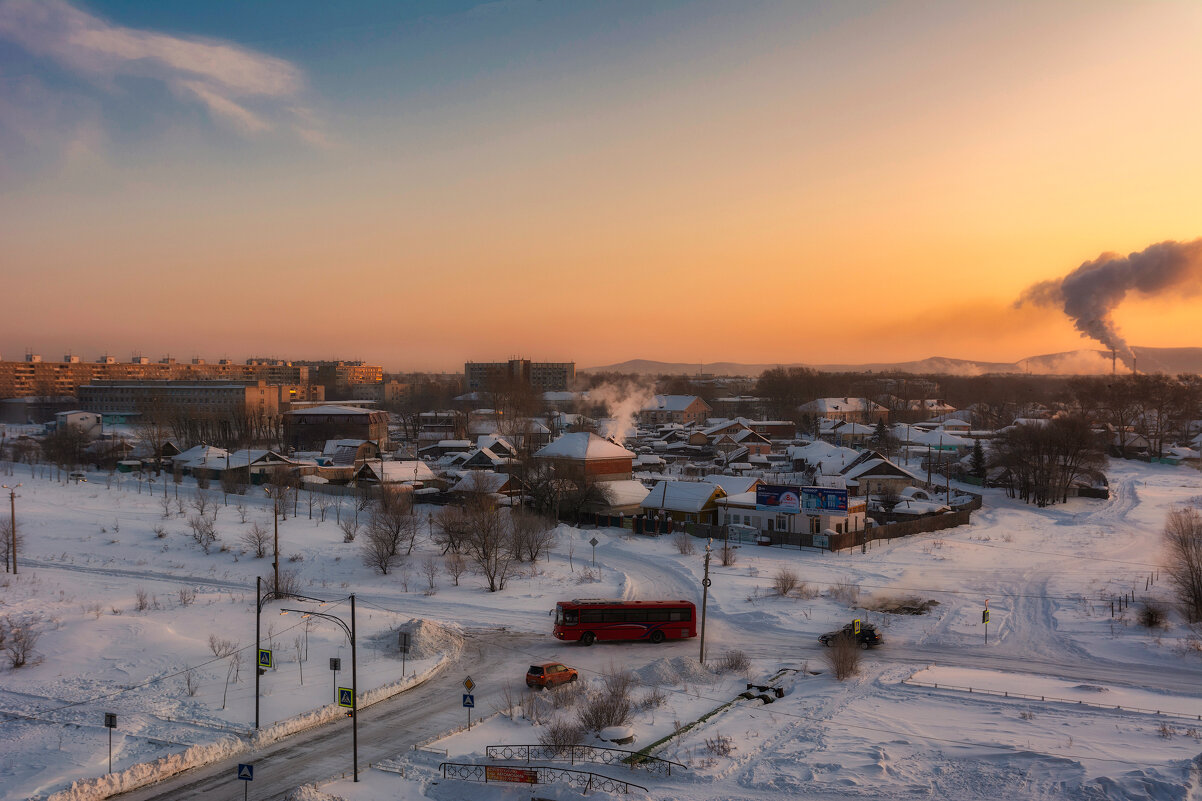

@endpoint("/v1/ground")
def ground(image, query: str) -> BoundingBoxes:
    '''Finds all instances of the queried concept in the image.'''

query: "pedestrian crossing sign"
[338,687,354,708]
[257,649,273,669]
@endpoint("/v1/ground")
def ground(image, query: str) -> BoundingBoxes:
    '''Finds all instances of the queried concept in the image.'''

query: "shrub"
[715,649,751,674]
[824,633,861,681]
[672,531,695,555]
[4,618,40,669]
[577,669,636,732]
[719,542,737,567]
[773,568,799,597]
[829,577,861,606]
[705,734,735,756]
[539,720,585,752]
[241,522,270,558]
[637,686,667,711]
[135,587,150,612]
[1139,602,1167,629]
[178,587,196,606]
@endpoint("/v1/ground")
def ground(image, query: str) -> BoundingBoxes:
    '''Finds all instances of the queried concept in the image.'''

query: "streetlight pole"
[2,483,20,574]
[699,538,712,665]
[265,489,280,592]
[254,580,325,729]
[281,596,357,781]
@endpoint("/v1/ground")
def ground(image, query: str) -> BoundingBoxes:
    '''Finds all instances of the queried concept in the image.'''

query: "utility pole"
[3,483,20,574]
[699,539,712,665]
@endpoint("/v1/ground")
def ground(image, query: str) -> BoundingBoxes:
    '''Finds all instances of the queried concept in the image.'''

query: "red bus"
[553,599,697,645]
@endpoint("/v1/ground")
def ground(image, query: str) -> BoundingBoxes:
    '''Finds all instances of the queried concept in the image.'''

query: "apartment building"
[464,359,575,393]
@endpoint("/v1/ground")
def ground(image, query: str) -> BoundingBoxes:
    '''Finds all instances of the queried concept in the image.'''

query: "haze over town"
[4,2,1202,801]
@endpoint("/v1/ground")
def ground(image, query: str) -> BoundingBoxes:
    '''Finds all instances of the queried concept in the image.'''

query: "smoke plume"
[589,380,656,446]
[1017,238,1202,364]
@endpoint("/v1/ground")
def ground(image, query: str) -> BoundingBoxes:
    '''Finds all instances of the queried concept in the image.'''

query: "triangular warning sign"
[238,764,253,780]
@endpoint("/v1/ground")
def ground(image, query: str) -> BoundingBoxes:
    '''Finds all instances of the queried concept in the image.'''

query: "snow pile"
[285,784,348,801]
[635,656,718,686]
[391,618,464,661]
[46,735,246,801]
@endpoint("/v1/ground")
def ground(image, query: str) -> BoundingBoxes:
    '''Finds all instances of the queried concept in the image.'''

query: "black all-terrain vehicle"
[818,622,883,649]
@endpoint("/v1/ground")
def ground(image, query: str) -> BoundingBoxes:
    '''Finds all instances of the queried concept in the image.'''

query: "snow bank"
[45,735,246,801]
[635,656,718,686]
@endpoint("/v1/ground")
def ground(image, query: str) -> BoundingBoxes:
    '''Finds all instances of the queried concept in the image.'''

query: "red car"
[526,662,578,689]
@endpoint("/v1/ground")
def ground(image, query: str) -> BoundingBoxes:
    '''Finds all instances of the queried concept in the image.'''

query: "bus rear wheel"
[649,630,665,644]
[580,632,596,646]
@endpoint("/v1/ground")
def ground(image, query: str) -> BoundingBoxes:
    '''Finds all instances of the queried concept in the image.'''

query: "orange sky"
[3,1,1202,370]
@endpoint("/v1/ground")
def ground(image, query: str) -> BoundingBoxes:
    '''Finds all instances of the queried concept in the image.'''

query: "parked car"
[818,622,883,649]
[68,472,87,482]
[526,662,579,689]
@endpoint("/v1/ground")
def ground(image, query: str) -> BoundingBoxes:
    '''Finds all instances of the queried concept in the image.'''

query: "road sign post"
[237,763,253,801]
[463,676,476,730]
[104,713,116,774]
[983,599,990,645]
[398,631,410,676]
[330,657,340,702]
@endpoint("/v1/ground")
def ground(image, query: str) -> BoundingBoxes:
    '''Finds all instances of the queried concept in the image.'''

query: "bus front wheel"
[580,632,596,646]
[649,630,665,644]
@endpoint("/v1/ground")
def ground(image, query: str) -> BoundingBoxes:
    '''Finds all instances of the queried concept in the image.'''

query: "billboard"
[756,484,801,513]
[757,485,850,515]
[802,487,849,513]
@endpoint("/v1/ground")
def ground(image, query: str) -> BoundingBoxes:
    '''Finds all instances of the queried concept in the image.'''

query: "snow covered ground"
[1,458,1200,800]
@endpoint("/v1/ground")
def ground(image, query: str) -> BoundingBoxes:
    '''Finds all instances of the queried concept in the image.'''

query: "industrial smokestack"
[1017,238,1202,367]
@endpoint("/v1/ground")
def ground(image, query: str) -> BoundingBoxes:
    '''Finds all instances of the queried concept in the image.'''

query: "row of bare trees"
[990,415,1107,507]
[359,479,557,592]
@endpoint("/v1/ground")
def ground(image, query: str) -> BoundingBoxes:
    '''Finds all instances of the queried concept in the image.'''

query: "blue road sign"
[338,687,354,708]
[462,694,475,708]
[237,764,254,781]
[257,649,273,669]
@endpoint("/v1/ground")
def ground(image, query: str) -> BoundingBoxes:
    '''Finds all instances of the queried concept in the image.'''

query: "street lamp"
[2,483,19,574]
[281,595,358,781]
[254,577,326,729]
[264,488,280,592]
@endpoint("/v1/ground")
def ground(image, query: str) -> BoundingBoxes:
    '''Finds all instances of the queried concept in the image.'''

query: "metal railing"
[903,678,1202,722]
[486,743,685,776]
[440,762,647,794]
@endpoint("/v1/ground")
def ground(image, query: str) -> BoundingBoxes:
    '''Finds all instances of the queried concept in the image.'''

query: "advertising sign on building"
[755,484,801,513]
[801,487,849,514]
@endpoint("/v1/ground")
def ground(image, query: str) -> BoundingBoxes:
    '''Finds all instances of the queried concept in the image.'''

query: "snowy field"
[0,458,1200,800]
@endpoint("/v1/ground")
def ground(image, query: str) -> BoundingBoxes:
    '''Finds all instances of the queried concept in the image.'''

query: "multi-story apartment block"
[464,359,575,393]
[79,380,280,419]
[291,361,384,399]
[0,355,311,399]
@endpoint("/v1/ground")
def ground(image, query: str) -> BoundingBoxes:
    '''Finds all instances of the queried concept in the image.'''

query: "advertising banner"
[801,487,849,513]
[755,484,801,513]
[485,766,538,784]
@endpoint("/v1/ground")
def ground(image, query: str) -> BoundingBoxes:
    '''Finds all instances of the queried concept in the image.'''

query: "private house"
[640,480,727,525]
[353,460,438,486]
[639,395,713,426]
[533,432,636,483]
[837,451,922,498]
[798,397,889,424]
[284,404,389,451]
[451,470,521,499]
[716,487,868,538]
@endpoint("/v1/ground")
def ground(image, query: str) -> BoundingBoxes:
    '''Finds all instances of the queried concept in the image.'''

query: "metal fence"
[439,762,647,794]
[903,678,1202,722]
[486,743,685,776]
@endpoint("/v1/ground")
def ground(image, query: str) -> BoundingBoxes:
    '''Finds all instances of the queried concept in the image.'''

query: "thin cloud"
[0,0,323,142]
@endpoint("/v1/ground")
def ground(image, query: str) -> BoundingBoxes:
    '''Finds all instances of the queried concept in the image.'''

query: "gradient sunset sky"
[3,0,1201,371]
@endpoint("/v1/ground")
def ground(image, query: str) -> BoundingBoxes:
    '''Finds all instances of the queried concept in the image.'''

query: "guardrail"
[486,744,686,776]
[902,678,1202,722]
[439,762,647,794]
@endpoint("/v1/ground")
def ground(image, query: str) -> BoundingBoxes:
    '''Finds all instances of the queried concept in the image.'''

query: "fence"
[902,678,1202,722]
[486,744,685,777]
[439,762,647,794]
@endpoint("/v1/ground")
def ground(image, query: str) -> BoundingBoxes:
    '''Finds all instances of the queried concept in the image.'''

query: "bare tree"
[433,504,471,554]
[3,617,40,668]
[462,494,516,592]
[191,488,213,519]
[509,509,557,563]
[1165,506,1202,622]
[420,556,440,593]
[187,514,219,554]
[241,522,270,558]
[444,552,467,586]
[0,518,22,569]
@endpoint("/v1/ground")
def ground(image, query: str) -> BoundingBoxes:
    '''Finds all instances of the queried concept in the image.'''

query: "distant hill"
[582,347,1202,377]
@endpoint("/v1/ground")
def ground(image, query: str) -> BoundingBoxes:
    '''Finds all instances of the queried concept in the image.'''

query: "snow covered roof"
[285,404,380,417]
[786,441,859,472]
[601,479,651,508]
[799,398,886,413]
[643,395,710,412]
[840,457,921,483]
[641,480,725,512]
[357,460,437,483]
[701,474,761,495]
[535,432,635,460]
[451,471,511,494]
[322,439,372,455]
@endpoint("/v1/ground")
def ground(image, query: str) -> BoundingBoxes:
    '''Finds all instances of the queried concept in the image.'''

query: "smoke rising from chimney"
[1016,238,1202,365]
[589,380,656,446]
